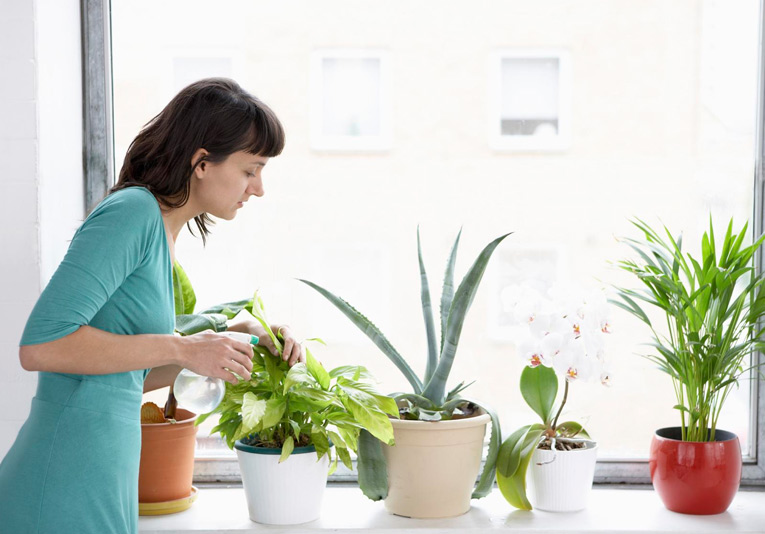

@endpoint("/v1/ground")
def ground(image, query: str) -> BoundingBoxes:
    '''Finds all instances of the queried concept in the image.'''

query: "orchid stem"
[550,379,569,431]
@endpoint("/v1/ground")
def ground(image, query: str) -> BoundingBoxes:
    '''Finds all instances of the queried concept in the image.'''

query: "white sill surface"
[139,486,765,534]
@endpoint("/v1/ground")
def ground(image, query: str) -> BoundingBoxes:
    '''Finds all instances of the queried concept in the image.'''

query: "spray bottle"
[173,331,259,414]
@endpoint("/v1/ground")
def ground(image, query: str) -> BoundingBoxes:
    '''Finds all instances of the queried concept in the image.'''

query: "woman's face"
[193,150,268,220]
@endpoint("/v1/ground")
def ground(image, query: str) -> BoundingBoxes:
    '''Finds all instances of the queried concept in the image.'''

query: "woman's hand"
[177,331,254,385]
[227,310,305,367]
[274,325,305,366]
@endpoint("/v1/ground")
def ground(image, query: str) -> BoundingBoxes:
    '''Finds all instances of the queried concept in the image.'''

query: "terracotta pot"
[382,411,490,518]
[649,426,741,515]
[138,408,198,504]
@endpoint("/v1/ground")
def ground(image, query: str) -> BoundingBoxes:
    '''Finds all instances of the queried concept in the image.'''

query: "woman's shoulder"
[92,187,162,221]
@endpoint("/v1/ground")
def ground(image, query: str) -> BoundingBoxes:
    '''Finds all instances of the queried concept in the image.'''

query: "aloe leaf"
[298,279,423,394]
[445,380,475,401]
[418,227,439,384]
[357,429,388,501]
[463,399,502,499]
[440,228,462,356]
[392,392,436,410]
[422,233,512,404]
[520,365,558,424]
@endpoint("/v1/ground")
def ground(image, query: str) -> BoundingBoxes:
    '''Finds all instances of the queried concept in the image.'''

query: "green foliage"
[299,228,511,499]
[496,365,590,510]
[201,292,396,466]
[173,262,197,315]
[614,218,765,442]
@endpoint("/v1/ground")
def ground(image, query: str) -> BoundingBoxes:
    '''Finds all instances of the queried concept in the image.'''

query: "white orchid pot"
[528,440,598,512]
[234,439,330,525]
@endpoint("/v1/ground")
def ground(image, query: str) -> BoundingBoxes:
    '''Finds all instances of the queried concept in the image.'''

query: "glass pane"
[112,0,759,462]
[321,57,382,136]
[501,57,559,136]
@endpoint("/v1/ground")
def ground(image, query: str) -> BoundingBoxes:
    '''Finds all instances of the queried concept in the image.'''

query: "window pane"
[501,57,559,136]
[111,0,760,464]
[321,57,382,137]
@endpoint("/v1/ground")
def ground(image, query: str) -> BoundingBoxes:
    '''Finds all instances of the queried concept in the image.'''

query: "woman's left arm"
[227,309,304,366]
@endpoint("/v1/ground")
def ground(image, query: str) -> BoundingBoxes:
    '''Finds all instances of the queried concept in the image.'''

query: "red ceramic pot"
[649,426,741,515]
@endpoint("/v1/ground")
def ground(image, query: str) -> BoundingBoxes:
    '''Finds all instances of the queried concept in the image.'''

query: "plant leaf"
[279,435,295,463]
[440,228,462,355]
[357,429,388,501]
[241,392,267,434]
[417,227,440,385]
[423,232,512,404]
[496,424,545,510]
[520,365,558,424]
[464,399,502,499]
[298,279,423,394]
[174,313,227,335]
[306,349,331,390]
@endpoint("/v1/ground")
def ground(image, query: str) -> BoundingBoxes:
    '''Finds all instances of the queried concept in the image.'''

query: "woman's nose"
[248,176,264,197]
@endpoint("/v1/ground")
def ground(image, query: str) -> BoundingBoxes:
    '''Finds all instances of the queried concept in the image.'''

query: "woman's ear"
[191,148,209,178]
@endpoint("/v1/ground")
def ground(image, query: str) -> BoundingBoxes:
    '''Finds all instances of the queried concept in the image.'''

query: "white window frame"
[310,49,392,152]
[489,49,572,152]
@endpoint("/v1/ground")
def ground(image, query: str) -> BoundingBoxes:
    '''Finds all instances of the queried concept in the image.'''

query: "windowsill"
[138,485,763,533]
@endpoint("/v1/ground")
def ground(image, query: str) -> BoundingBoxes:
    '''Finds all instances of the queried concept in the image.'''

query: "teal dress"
[0,187,175,534]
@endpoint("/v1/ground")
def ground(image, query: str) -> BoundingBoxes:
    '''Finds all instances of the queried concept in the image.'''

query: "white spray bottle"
[173,331,259,414]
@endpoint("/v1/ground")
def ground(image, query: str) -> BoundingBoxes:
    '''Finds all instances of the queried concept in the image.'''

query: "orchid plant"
[496,285,612,510]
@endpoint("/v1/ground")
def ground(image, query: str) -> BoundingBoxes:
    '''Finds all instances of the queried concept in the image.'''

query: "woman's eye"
[246,172,255,178]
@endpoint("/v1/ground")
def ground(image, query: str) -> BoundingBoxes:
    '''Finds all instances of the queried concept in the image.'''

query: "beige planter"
[382,411,490,518]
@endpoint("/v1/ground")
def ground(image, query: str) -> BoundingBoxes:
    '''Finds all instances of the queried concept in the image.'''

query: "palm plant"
[299,228,511,500]
[614,218,765,442]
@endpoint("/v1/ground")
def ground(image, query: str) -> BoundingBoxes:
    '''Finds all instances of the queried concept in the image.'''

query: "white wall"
[0,0,83,459]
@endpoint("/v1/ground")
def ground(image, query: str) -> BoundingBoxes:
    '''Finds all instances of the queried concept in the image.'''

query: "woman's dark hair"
[111,77,285,243]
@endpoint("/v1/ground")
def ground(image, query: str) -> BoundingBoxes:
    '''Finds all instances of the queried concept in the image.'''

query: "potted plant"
[299,228,510,518]
[197,292,397,525]
[495,285,611,512]
[138,263,202,515]
[614,218,765,514]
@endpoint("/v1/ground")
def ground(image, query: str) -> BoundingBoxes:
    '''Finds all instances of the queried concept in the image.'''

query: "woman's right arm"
[19,326,253,384]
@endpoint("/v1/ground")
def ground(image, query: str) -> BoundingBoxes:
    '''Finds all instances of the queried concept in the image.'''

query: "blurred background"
[113,0,759,461]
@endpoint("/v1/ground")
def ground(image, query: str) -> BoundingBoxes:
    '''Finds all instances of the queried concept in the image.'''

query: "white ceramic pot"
[528,440,598,512]
[234,439,330,525]
[382,411,490,518]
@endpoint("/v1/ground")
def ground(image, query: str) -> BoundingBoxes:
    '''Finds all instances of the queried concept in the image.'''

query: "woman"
[0,78,303,534]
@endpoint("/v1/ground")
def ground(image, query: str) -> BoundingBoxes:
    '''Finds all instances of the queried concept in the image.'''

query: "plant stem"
[551,379,570,431]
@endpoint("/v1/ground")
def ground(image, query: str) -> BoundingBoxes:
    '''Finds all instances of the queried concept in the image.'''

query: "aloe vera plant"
[300,228,511,500]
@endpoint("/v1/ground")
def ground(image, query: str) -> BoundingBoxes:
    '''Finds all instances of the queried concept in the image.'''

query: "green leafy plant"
[299,228,511,500]
[195,293,397,469]
[614,218,765,442]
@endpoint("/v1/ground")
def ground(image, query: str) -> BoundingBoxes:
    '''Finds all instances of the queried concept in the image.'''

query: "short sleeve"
[20,188,162,345]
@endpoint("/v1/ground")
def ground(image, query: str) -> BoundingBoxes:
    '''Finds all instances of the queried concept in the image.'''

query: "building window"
[311,50,392,151]
[490,50,571,151]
